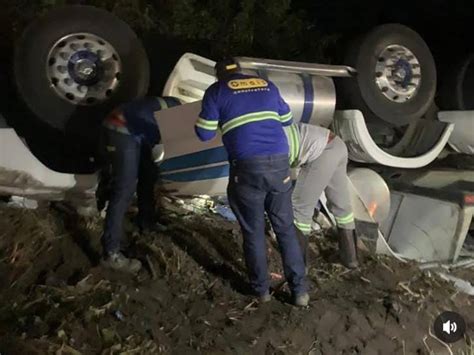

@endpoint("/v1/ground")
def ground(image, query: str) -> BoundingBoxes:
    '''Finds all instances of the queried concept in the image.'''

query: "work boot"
[338,228,359,269]
[101,252,142,274]
[295,226,309,274]
[293,292,310,307]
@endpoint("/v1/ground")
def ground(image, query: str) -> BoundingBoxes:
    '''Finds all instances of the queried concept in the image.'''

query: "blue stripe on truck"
[160,146,228,172]
[300,74,313,124]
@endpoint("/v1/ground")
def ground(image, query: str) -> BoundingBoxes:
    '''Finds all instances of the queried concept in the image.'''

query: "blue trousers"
[227,154,307,296]
[101,130,157,254]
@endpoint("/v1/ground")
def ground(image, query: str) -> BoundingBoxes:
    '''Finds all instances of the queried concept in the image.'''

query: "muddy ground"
[0,199,472,355]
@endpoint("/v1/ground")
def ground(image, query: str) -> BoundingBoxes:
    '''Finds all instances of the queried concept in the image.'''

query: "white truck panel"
[381,191,472,262]
[0,118,96,199]
[155,101,229,196]
[438,111,474,154]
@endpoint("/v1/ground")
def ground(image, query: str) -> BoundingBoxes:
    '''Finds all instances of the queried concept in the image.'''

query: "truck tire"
[437,54,474,110]
[14,5,150,134]
[338,24,436,126]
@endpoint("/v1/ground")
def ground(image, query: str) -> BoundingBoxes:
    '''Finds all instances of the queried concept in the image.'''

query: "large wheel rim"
[46,32,122,105]
[375,44,421,103]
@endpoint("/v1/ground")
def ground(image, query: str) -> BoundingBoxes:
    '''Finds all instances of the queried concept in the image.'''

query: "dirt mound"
[0,201,472,354]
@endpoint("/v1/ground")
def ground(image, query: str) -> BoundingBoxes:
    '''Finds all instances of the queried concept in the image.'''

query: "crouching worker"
[195,58,308,306]
[286,123,359,269]
[99,96,180,273]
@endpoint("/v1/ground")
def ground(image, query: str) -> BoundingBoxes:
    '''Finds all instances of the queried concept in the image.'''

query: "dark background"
[1,0,473,65]
[2,0,473,120]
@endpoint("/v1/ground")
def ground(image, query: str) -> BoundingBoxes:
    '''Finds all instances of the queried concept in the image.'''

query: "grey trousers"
[293,136,355,234]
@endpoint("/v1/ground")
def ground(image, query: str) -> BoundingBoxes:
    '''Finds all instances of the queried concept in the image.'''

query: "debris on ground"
[438,272,474,296]
[0,195,38,209]
[173,195,214,214]
[211,197,237,222]
[0,199,472,354]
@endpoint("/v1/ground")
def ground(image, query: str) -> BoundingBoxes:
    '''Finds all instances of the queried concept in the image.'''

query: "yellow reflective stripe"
[289,125,296,164]
[335,213,354,224]
[292,124,299,163]
[295,220,311,232]
[280,112,293,123]
[221,111,280,134]
[196,117,219,130]
[294,125,300,158]
[335,213,354,222]
[288,124,300,167]
[157,97,168,109]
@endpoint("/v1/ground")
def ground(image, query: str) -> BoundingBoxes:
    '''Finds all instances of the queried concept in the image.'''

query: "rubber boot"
[337,228,359,269]
[295,226,309,274]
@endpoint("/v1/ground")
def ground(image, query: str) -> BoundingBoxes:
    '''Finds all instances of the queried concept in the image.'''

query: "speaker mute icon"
[442,320,458,335]
[435,311,465,343]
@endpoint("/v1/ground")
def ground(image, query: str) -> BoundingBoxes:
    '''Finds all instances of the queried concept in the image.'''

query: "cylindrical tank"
[163,53,339,128]
[242,69,336,128]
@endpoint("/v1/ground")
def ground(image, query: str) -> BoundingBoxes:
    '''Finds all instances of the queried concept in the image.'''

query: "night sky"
[297,0,474,65]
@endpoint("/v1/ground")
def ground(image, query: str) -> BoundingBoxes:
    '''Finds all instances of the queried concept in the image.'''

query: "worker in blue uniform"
[195,58,309,306]
[100,96,179,273]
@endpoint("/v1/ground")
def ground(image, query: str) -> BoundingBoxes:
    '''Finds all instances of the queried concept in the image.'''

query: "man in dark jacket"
[100,96,179,273]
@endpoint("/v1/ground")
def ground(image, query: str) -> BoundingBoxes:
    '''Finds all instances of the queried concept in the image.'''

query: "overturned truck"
[0,5,473,264]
